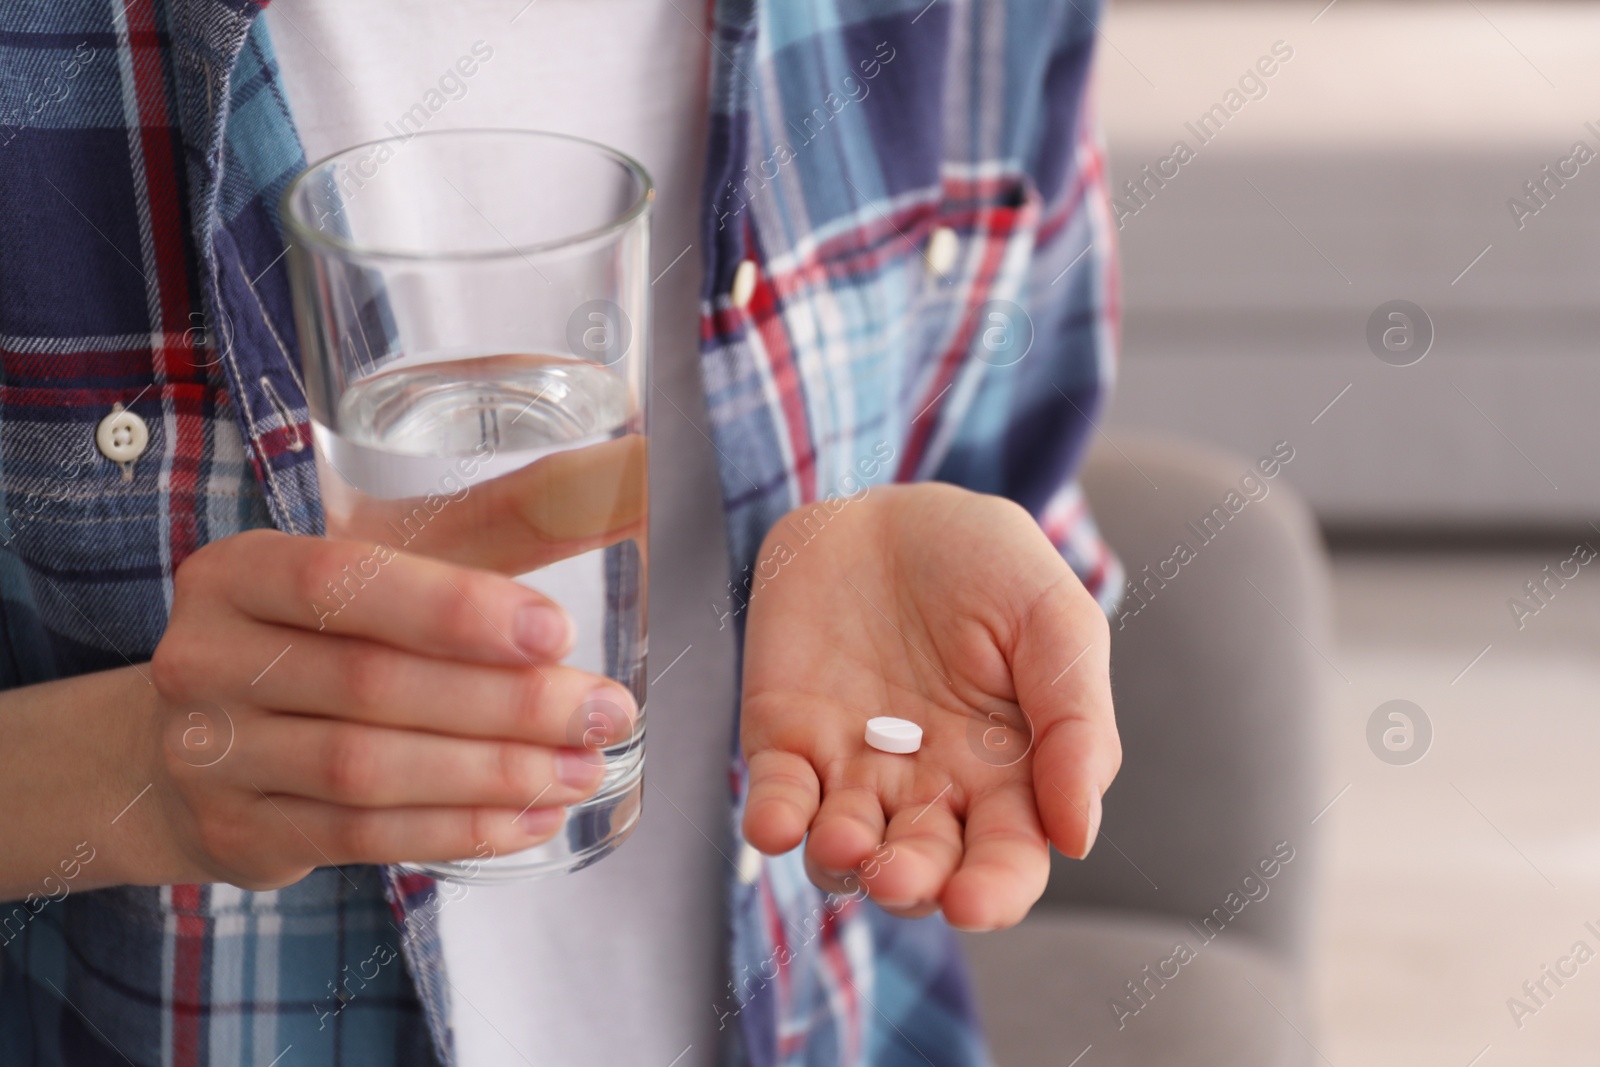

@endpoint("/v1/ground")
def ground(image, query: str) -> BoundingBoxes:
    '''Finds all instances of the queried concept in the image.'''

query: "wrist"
[97,670,211,888]
[0,668,165,902]
[0,666,202,899]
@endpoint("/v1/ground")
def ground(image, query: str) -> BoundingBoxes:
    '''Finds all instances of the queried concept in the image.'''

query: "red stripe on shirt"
[169,882,207,1067]
[124,0,197,362]
[816,906,862,1061]
[896,191,1035,481]
[745,255,817,504]
[125,0,205,576]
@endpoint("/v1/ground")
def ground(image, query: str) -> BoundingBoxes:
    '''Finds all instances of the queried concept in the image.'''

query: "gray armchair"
[961,435,1331,1066]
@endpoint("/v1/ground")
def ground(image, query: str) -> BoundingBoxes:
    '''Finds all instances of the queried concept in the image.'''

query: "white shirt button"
[730,259,758,309]
[96,404,149,464]
[925,226,959,278]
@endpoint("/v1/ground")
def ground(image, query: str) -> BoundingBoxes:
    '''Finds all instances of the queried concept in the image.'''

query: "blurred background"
[1098,1,1600,1062]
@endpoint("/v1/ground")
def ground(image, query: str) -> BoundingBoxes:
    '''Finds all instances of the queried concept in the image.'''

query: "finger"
[209,529,576,666]
[940,783,1051,932]
[803,852,863,898]
[874,898,940,920]
[253,793,568,867]
[865,795,964,911]
[1012,578,1119,858]
[1033,717,1110,861]
[234,715,606,809]
[323,433,648,575]
[742,750,820,855]
[803,784,886,877]
[221,621,635,746]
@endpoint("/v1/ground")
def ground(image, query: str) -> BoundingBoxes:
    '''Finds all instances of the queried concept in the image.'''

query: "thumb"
[1011,576,1118,859]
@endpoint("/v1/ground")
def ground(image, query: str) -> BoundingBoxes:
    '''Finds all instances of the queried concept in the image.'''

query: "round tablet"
[865,716,923,754]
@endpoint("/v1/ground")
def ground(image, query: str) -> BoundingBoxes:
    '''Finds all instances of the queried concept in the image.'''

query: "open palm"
[740,483,1120,931]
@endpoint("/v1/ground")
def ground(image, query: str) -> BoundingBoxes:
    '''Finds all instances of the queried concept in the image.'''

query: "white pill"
[865,716,922,754]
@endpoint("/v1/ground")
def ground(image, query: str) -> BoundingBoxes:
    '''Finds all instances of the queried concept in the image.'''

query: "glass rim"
[280,127,655,264]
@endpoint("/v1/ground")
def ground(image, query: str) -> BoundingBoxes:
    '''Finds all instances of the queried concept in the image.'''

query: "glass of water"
[281,129,652,882]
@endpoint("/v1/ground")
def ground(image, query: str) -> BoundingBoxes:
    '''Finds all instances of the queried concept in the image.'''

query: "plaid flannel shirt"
[0,1,1121,1065]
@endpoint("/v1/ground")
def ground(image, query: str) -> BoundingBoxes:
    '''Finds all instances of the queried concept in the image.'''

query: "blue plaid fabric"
[0,1,1120,1065]
[702,6,1120,1065]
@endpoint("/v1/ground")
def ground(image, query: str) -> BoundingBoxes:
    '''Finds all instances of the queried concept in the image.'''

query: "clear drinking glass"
[281,129,652,882]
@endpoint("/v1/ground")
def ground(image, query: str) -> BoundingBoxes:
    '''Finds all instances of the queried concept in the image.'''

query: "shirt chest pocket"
[773,172,1043,487]
[0,380,273,684]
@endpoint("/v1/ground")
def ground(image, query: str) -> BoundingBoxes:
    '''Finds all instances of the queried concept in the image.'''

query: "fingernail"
[557,748,602,788]
[518,806,565,837]
[949,920,993,934]
[1075,786,1103,860]
[514,605,571,658]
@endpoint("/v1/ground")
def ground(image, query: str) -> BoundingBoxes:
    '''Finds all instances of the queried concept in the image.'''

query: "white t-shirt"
[263,4,735,1065]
